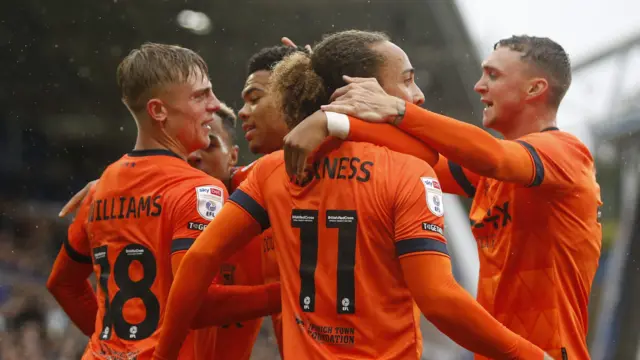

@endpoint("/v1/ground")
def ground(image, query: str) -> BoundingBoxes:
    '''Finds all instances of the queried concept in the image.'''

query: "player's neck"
[501,106,557,140]
[134,132,189,159]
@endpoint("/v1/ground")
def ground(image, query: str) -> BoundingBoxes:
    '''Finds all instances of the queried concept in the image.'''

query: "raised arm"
[396,102,536,185]
[321,77,539,186]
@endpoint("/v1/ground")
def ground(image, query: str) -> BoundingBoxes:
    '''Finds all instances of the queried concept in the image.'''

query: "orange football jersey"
[468,130,601,360]
[204,163,282,360]
[344,109,603,359]
[231,140,449,359]
[71,149,227,359]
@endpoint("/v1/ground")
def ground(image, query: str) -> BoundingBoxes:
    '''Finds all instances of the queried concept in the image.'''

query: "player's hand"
[321,75,406,124]
[283,110,329,179]
[58,180,98,217]
[281,36,313,53]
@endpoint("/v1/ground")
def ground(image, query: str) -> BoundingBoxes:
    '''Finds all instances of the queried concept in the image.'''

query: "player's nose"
[208,92,221,112]
[238,103,250,123]
[413,89,425,106]
[474,79,487,94]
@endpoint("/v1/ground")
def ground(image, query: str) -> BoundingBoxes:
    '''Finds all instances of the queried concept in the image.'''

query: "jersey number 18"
[92,243,160,341]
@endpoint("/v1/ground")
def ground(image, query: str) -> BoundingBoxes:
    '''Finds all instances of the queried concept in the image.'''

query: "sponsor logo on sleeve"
[422,222,444,235]
[195,185,224,221]
[421,177,444,217]
[187,221,208,231]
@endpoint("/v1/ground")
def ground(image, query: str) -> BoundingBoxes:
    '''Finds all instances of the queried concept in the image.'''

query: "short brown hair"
[494,35,571,108]
[216,102,237,144]
[270,30,389,129]
[116,42,209,112]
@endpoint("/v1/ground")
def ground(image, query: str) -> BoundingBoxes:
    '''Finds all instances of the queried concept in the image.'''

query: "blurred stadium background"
[0,0,638,359]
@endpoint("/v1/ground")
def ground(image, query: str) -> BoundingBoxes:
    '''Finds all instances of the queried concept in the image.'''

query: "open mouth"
[481,99,494,110]
[242,123,255,133]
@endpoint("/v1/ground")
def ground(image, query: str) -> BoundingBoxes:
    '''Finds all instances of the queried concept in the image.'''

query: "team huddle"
[46,29,601,360]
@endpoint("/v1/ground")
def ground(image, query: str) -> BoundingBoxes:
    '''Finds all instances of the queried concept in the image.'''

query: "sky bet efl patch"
[195,185,224,221]
[420,177,444,217]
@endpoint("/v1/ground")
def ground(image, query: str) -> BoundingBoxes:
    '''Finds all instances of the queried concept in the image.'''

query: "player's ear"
[147,98,168,123]
[526,77,548,102]
[229,145,239,167]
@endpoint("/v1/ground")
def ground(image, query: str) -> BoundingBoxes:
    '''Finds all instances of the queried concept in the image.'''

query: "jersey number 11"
[292,209,357,315]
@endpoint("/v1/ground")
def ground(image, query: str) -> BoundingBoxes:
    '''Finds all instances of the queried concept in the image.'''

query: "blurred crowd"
[0,198,87,359]
[0,198,281,359]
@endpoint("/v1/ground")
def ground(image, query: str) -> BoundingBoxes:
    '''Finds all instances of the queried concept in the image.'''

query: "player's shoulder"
[520,129,594,166]
[250,151,285,177]
[258,150,285,166]
[230,160,259,190]
[376,143,436,176]
[171,169,225,197]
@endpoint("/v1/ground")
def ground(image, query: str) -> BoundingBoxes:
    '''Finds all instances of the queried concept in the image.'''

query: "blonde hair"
[116,42,209,112]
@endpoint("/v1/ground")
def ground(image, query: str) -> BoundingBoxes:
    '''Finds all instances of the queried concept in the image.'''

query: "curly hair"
[269,30,389,129]
[495,35,572,107]
[247,45,310,76]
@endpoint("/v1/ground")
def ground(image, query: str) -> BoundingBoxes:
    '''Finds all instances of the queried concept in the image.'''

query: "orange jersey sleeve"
[207,162,282,360]
[345,117,439,166]
[154,158,282,360]
[169,180,277,352]
[47,184,97,336]
[66,183,96,260]
[393,158,543,359]
[392,159,448,257]
[169,183,228,258]
[515,130,597,189]
[205,237,264,360]
[346,116,479,196]
[396,102,538,186]
[432,155,481,197]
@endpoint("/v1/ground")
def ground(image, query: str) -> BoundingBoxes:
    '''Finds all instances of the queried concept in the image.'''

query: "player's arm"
[392,102,538,185]
[58,180,98,217]
[156,172,277,360]
[46,189,97,336]
[320,78,540,186]
[343,113,480,197]
[171,249,279,329]
[327,104,535,186]
[393,160,544,359]
[284,111,482,196]
[168,183,280,330]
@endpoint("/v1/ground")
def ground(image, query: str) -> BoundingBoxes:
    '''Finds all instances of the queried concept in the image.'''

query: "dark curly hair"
[247,45,310,76]
[269,30,389,129]
[495,35,572,108]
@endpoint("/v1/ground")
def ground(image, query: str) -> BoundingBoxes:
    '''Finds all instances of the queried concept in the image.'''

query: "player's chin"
[194,135,211,151]
[248,139,264,155]
[482,113,497,129]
